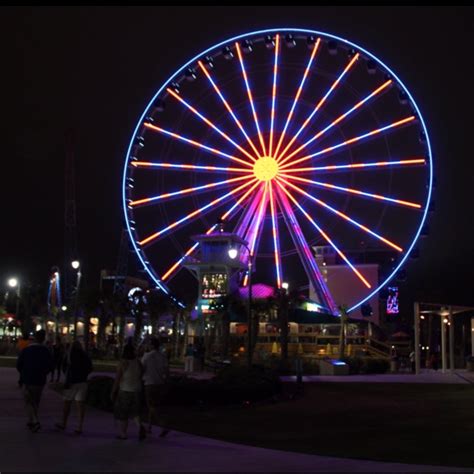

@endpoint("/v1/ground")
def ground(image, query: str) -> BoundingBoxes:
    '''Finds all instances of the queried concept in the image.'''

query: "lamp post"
[279,282,290,364]
[7,278,21,332]
[228,243,253,368]
[60,305,67,338]
[71,261,81,341]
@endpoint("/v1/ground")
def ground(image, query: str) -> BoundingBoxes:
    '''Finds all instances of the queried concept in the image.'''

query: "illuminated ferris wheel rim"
[121,27,433,313]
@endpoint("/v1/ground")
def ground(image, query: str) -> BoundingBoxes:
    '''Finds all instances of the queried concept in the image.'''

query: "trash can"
[466,356,474,372]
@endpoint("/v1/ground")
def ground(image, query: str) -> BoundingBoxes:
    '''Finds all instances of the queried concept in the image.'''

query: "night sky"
[2,6,473,313]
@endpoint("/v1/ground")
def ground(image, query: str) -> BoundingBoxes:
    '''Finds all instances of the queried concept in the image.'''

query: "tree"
[129,288,147,346]
[109,291,128,354]
[338,304,349,359]
[272,289,305,364]
[206,292,240,358]
[251,297,274,363]
[147,290,172,337]
[97,296,111,351]
[180,301,195,359]
[80,287,102,352]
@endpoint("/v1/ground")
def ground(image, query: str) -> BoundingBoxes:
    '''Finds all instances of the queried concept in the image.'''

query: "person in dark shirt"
[16,329,54,432]
[55,340,93,434]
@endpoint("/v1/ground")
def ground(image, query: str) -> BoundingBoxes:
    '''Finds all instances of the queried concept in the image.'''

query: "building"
[309,246,381,325]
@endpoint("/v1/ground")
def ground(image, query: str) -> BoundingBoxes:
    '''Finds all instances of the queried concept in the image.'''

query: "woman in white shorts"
[55,341,93,434]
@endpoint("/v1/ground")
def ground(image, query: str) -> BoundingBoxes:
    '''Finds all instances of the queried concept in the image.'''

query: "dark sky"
[1,6,473,311]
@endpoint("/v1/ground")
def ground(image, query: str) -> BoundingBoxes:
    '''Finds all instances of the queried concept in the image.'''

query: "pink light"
[161,180,260,281]
[143,122,253,168]
[139,179,257,247]
[234,184,265,239]
[285,158,426,174]
[279,115,416,170]
[243,182,269,286]
[279,79,392,166]
[130,174,253,207]
[235,42,267,156]
[269,34,280,157]
[166,88,257,163]
[281,173,421,209]
[269,181,282,288]
[275,179,372,289]
[277,176,403,252]
[132,161,253,173]
[273,37,321,160]
[197,60,261,159]
[276,53,359,163]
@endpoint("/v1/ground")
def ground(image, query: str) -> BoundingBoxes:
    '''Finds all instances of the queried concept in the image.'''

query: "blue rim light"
[121,28,433,311]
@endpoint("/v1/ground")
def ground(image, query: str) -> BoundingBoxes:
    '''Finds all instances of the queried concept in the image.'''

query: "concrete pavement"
[0,367,470,472]
[281,369,474,384]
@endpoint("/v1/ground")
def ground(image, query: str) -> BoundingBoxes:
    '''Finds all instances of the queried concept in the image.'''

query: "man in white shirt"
[141,338,170,436]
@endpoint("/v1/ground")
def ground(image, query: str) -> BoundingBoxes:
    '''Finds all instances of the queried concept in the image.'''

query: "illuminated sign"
[304,301,324,313]
[201,272,228,299]
[387,286,399,314]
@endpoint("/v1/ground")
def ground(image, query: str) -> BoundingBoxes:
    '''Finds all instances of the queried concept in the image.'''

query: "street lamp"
[71,260,82,341]
[7,277,21,324]
[228,242,253,368]
[282,282,289,291]
[228,248,238,260]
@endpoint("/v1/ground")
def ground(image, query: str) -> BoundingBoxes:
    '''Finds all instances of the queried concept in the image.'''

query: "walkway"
[0,368,470,472]
[281,369,474,384]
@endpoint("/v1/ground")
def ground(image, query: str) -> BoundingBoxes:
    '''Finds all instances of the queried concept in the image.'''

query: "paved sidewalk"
[281,370,474,384]
[0,368,471,472]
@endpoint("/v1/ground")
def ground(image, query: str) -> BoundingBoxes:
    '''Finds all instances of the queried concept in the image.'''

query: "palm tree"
[109,291,128,354]
[180,301,195,359]
[130,289,147,346]
[81,287,102,352]
[207,292,240,358]
[338,304,349,359]
[97,296,111,351]
[272,288,305,364]
[251,296,274,363]
[147,289,171,337]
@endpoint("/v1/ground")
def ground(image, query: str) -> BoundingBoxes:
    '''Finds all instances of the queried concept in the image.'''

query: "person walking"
[111,342,147,440]
[16,329,54,432]
[409,349,416,373]
[50,336,65,383]
[184,343,195,373]
[17,333,30,353]
[430,352,439,371]
[195,342,205,372]
[141,337,170,437]
[55,341,93,434]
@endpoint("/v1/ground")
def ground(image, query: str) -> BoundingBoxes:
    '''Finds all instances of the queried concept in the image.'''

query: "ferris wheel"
[122,28,433,314]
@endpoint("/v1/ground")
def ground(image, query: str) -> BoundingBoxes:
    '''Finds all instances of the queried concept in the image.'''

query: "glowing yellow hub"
[253,156,279,181]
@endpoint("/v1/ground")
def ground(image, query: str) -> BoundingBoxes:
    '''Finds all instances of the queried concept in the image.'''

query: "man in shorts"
[16,330,54,432]
[141,337,170,436]
[55,341,92,434]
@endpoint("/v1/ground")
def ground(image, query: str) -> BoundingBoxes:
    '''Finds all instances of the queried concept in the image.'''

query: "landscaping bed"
[85,365,282,412]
